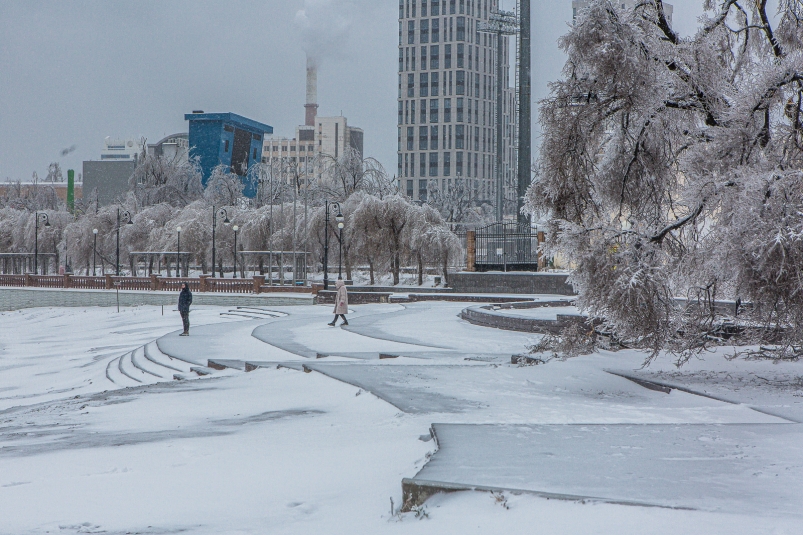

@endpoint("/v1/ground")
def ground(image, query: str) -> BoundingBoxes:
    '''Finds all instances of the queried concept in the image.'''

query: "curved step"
[143,342,185,373]
[105,355,140,388]
[130,346,169,379]
[117,352,144,384]
[220,312,269,320]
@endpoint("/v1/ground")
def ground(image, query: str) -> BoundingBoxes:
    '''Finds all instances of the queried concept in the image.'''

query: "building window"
[399,101,404,124]
[457,43,465,67]
[430,45,439,69]
[224,140,229,152]
[432,18,440,42]
[431,72,440,96]
[399,153,403,176]
[457,16,465,40]
[420,154,427,177]
[456,152,463,175]
[419,73,429,97]
[419,126,428,150]
[459,0,465,15]
[290,146,296,152]
[253,148,258,160]
[429,152,438,177]
[430,99,439,123]
[407,127,415,150]
[444,98,452,122]
[400,0,404,19]
[411,100,416,123]
[456,71,465,95]
[475,73,480,97]
[457,97,464,122]
[407,73,415,97]
[444,44,452,68]
[411,153,416,177]
[444,152,451,176]
[422,46,429,71]
[399,48,404,71]
[408,20,415,44]
[432,0,440,16]
[421,19,429,43]
[450,0,456,15]
[455,124,465,149]
[430,125,439,149]
[407,179,414,197]
[419,179,428,201]
[420,99,427,123]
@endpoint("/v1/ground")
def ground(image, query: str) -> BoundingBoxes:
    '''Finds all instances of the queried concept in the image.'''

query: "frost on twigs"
[526,323,597,361]
[528,0,803,365]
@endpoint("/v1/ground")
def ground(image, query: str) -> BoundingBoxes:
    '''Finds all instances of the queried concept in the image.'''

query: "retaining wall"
[0,287,313,311]
[450,272,575,295]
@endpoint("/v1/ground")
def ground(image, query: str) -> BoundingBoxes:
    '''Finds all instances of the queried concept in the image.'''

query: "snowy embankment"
[0,303,801,534]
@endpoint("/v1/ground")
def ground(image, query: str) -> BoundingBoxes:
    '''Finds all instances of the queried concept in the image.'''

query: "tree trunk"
[218,259,224,278]
[368,258,375,285]
[392,252,400,285]
[417,252,424,286]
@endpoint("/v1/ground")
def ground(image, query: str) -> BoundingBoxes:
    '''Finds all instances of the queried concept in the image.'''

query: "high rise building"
[398,0,517,206]
[572,0,673,24]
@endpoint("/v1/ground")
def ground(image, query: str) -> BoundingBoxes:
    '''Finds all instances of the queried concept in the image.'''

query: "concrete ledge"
[0,287,313,311]
[316,290,391,305]
[450,272,575,295]
[460,304,588,334]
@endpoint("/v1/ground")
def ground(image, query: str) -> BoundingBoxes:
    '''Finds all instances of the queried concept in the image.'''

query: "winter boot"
[341,320,349,326]
[327,321,336,327]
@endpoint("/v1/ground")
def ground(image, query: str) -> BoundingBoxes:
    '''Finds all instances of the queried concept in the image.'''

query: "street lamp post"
[176,226,182,278]
[211,206,230,277]
[34,212,51,275]
[322,201,344,290]
[92,228,98,276]
[232,225,239,278]
[337,217,344,280]
[115,208,133,276]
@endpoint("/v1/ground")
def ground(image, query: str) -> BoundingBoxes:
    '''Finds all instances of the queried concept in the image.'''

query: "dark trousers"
[180,311,190,333]
[332,314,347,323]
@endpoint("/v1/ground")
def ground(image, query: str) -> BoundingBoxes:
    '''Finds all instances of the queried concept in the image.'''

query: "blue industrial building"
[185,112,273,198]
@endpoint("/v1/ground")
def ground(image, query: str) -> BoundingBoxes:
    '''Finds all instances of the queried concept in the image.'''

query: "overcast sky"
[0,0,713,183]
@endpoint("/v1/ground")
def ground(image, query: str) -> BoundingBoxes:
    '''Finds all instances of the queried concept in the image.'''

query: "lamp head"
[176,226,182,233]
[44,219,51,227]
[337,222,344,229]
[335,212,344,223]
[93,228,98,235]
[232,225,239,232]
[223,216,230,225]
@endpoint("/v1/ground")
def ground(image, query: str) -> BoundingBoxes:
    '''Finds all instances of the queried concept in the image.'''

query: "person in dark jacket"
[178,283,192,336]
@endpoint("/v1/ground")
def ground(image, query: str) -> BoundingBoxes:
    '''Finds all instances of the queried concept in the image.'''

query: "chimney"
[305,55,319,127]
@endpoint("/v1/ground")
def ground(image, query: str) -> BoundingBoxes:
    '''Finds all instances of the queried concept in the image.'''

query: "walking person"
[328,278,349,326]
[178,282,192,336]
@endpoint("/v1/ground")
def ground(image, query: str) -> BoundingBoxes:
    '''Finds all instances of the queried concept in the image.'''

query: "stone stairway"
[104,341,223,387]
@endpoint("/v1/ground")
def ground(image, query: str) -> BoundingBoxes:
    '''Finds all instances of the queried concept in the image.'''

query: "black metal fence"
[474,222,539,272]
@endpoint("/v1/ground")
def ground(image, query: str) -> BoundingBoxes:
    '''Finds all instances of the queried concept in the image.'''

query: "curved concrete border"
[460,300,587,334]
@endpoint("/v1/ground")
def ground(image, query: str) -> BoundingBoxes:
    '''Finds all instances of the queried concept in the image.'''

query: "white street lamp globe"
[337,222,344,229]
[93,228,98,235]
[176,226,182,232]
[232,225,239,232]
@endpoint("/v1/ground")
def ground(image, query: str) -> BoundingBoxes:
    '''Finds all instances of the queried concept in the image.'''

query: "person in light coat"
[328,279,349,326]
[178,283,193,336]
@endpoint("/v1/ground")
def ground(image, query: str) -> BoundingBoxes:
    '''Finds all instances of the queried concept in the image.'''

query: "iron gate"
[474,222,539,272]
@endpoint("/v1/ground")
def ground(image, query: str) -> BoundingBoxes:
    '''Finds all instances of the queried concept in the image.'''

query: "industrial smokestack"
[305,55,319,126]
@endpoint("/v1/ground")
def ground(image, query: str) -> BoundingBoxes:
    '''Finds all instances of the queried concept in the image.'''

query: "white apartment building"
[572,0,673,23]
[398,0,518,204]
[262,117,364,174]
[100,137,144,162]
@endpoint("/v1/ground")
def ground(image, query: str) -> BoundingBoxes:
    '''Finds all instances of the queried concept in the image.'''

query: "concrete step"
[190,366,214,376]
[208,359,246,371]
[105,355,139,387]
[146,341,194,373]
[130,346,170,379]
[117,352,144,384]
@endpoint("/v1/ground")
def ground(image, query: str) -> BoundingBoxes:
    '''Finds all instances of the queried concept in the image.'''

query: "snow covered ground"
[1,302,801,534]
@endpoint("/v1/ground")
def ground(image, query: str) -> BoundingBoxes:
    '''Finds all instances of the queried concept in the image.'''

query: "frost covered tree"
[129,153,204,208]
[319,147,397,200]
[204,165,246,207]
[527,0,803,361]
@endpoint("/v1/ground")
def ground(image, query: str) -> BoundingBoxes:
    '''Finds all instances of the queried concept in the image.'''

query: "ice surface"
[414,423,803,516]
